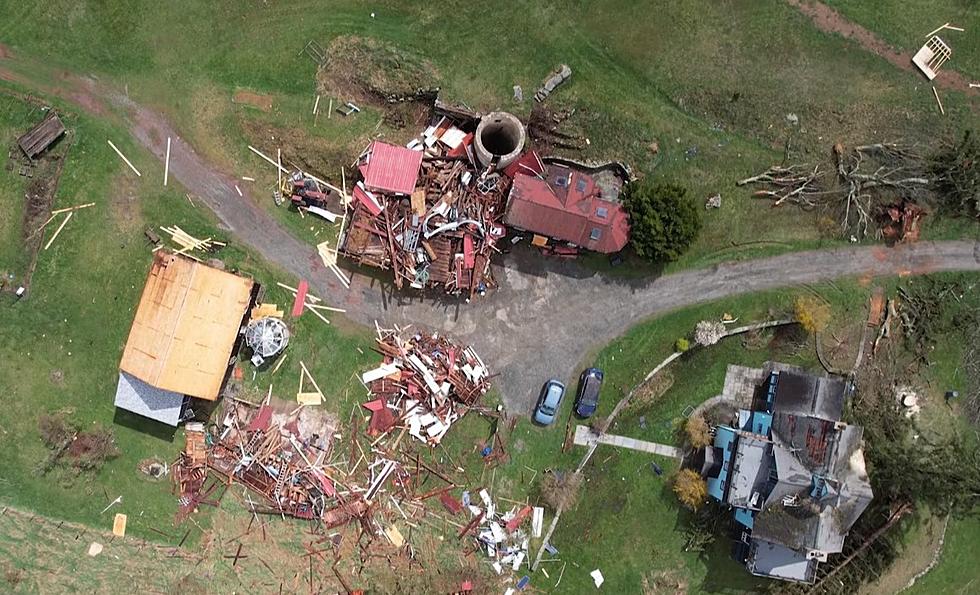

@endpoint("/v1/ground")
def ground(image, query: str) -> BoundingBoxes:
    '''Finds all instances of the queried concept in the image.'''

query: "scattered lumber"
[107,140,141,176]
[43,212,73,250]
[159,225,221,255]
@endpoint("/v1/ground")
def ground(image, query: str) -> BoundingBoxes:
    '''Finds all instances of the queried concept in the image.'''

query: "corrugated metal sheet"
[362,141,423,195]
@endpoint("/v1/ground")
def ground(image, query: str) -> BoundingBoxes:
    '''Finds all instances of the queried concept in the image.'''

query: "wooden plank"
[107,140,142,176]
[112,513,128,537]
[43,212,73,250]
[50,202,95,215]
[291,280,309,317]
[164,136,171,186]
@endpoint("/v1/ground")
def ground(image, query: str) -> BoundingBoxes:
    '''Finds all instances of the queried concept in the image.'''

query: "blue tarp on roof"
[708,426,738,501]
[751,411,773,436]
[734,507,755,529]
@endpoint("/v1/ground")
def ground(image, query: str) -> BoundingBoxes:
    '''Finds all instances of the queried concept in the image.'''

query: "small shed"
[118,250,255,402]
[17,111,66,159]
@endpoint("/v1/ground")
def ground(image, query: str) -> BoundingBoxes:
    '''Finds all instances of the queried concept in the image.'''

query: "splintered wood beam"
[107,140,141,176]
[457,510,484,540]
[43,212,73,250]
[164,136,171,186]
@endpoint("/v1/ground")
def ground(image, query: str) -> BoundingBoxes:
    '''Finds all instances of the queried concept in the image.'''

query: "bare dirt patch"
[786,0,978,96]
[0,42,12,60]
[232,89,273,112]
[18,149,69,290]
[108,172,143,233]
[315,36,440,106]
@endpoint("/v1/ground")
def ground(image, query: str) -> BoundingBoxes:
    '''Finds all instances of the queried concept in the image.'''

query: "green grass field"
[0,87,374,544]
[825,0,980,80]
[1,1,975,271]
[0,96,30,281]
[2,2,980,592]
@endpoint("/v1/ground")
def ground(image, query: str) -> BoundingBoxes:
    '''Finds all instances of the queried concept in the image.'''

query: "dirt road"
[3,50,979,411]
[786,0,979,98]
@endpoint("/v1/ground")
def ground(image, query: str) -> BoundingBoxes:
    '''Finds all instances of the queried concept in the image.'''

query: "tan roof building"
[115,251,254,424]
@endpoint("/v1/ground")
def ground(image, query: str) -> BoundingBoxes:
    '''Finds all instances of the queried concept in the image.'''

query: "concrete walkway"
[573,425,682,459]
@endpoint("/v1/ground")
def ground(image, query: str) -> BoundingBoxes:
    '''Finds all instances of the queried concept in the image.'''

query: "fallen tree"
[738,139,943,240]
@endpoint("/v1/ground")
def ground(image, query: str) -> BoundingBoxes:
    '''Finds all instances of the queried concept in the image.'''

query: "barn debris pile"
[459,489,540,576]
[361,326,492,446]
[339,111,511,298]
[202,401,362,522]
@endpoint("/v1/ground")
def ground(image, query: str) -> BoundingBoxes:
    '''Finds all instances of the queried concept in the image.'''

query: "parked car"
[533,379,566,425]
[574,368,604,418]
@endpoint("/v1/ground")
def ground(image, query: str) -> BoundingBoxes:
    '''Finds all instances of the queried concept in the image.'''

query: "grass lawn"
[0,85,373,544]
[824,0,980,80]
[906,515,980,595]
[1,1,976,273]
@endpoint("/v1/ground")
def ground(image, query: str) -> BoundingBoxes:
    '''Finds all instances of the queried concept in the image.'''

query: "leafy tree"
[624,181,702,262]
[675,337,690,352]
[794,295,831,334]
[930,130,979,217]
[672,469,708,511]
[684,415,711,449]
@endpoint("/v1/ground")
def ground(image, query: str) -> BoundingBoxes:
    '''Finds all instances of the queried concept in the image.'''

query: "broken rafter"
[43,212,73,250]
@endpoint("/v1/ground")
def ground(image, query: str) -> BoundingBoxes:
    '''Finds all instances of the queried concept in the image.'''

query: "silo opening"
[480,119,521,156]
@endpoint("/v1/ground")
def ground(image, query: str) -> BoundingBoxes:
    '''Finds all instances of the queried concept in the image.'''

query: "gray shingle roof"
[114,371,184,426]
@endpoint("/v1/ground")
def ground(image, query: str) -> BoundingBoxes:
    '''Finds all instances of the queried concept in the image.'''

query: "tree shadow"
[497,242,666,290]
[661,484,773,594]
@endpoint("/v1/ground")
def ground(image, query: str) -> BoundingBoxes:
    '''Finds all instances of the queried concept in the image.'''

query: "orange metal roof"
[119,251,254,400]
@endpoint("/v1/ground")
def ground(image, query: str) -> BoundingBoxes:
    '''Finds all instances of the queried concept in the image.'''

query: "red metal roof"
[361,141,423,195]
[503,165,630,253]
[502,150,545,179]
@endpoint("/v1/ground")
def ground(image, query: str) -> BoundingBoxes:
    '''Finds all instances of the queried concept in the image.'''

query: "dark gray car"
[574,368,603,417]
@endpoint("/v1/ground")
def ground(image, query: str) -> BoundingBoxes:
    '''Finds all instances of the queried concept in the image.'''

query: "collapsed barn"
[338,102,632,298]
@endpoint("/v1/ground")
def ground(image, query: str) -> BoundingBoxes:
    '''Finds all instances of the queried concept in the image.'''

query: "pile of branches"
[896,276,976,362]
[736,164,824,208]
[930,130,980,217]
[833,142,931,238]
[738,140,938,239]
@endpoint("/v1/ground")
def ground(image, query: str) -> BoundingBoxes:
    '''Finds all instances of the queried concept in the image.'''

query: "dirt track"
[2,49,980,412]
[786,0,979,97]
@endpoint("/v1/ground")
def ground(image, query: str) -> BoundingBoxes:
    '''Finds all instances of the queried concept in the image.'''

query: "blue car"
[533,379,566,425]
[574,368,604,418]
